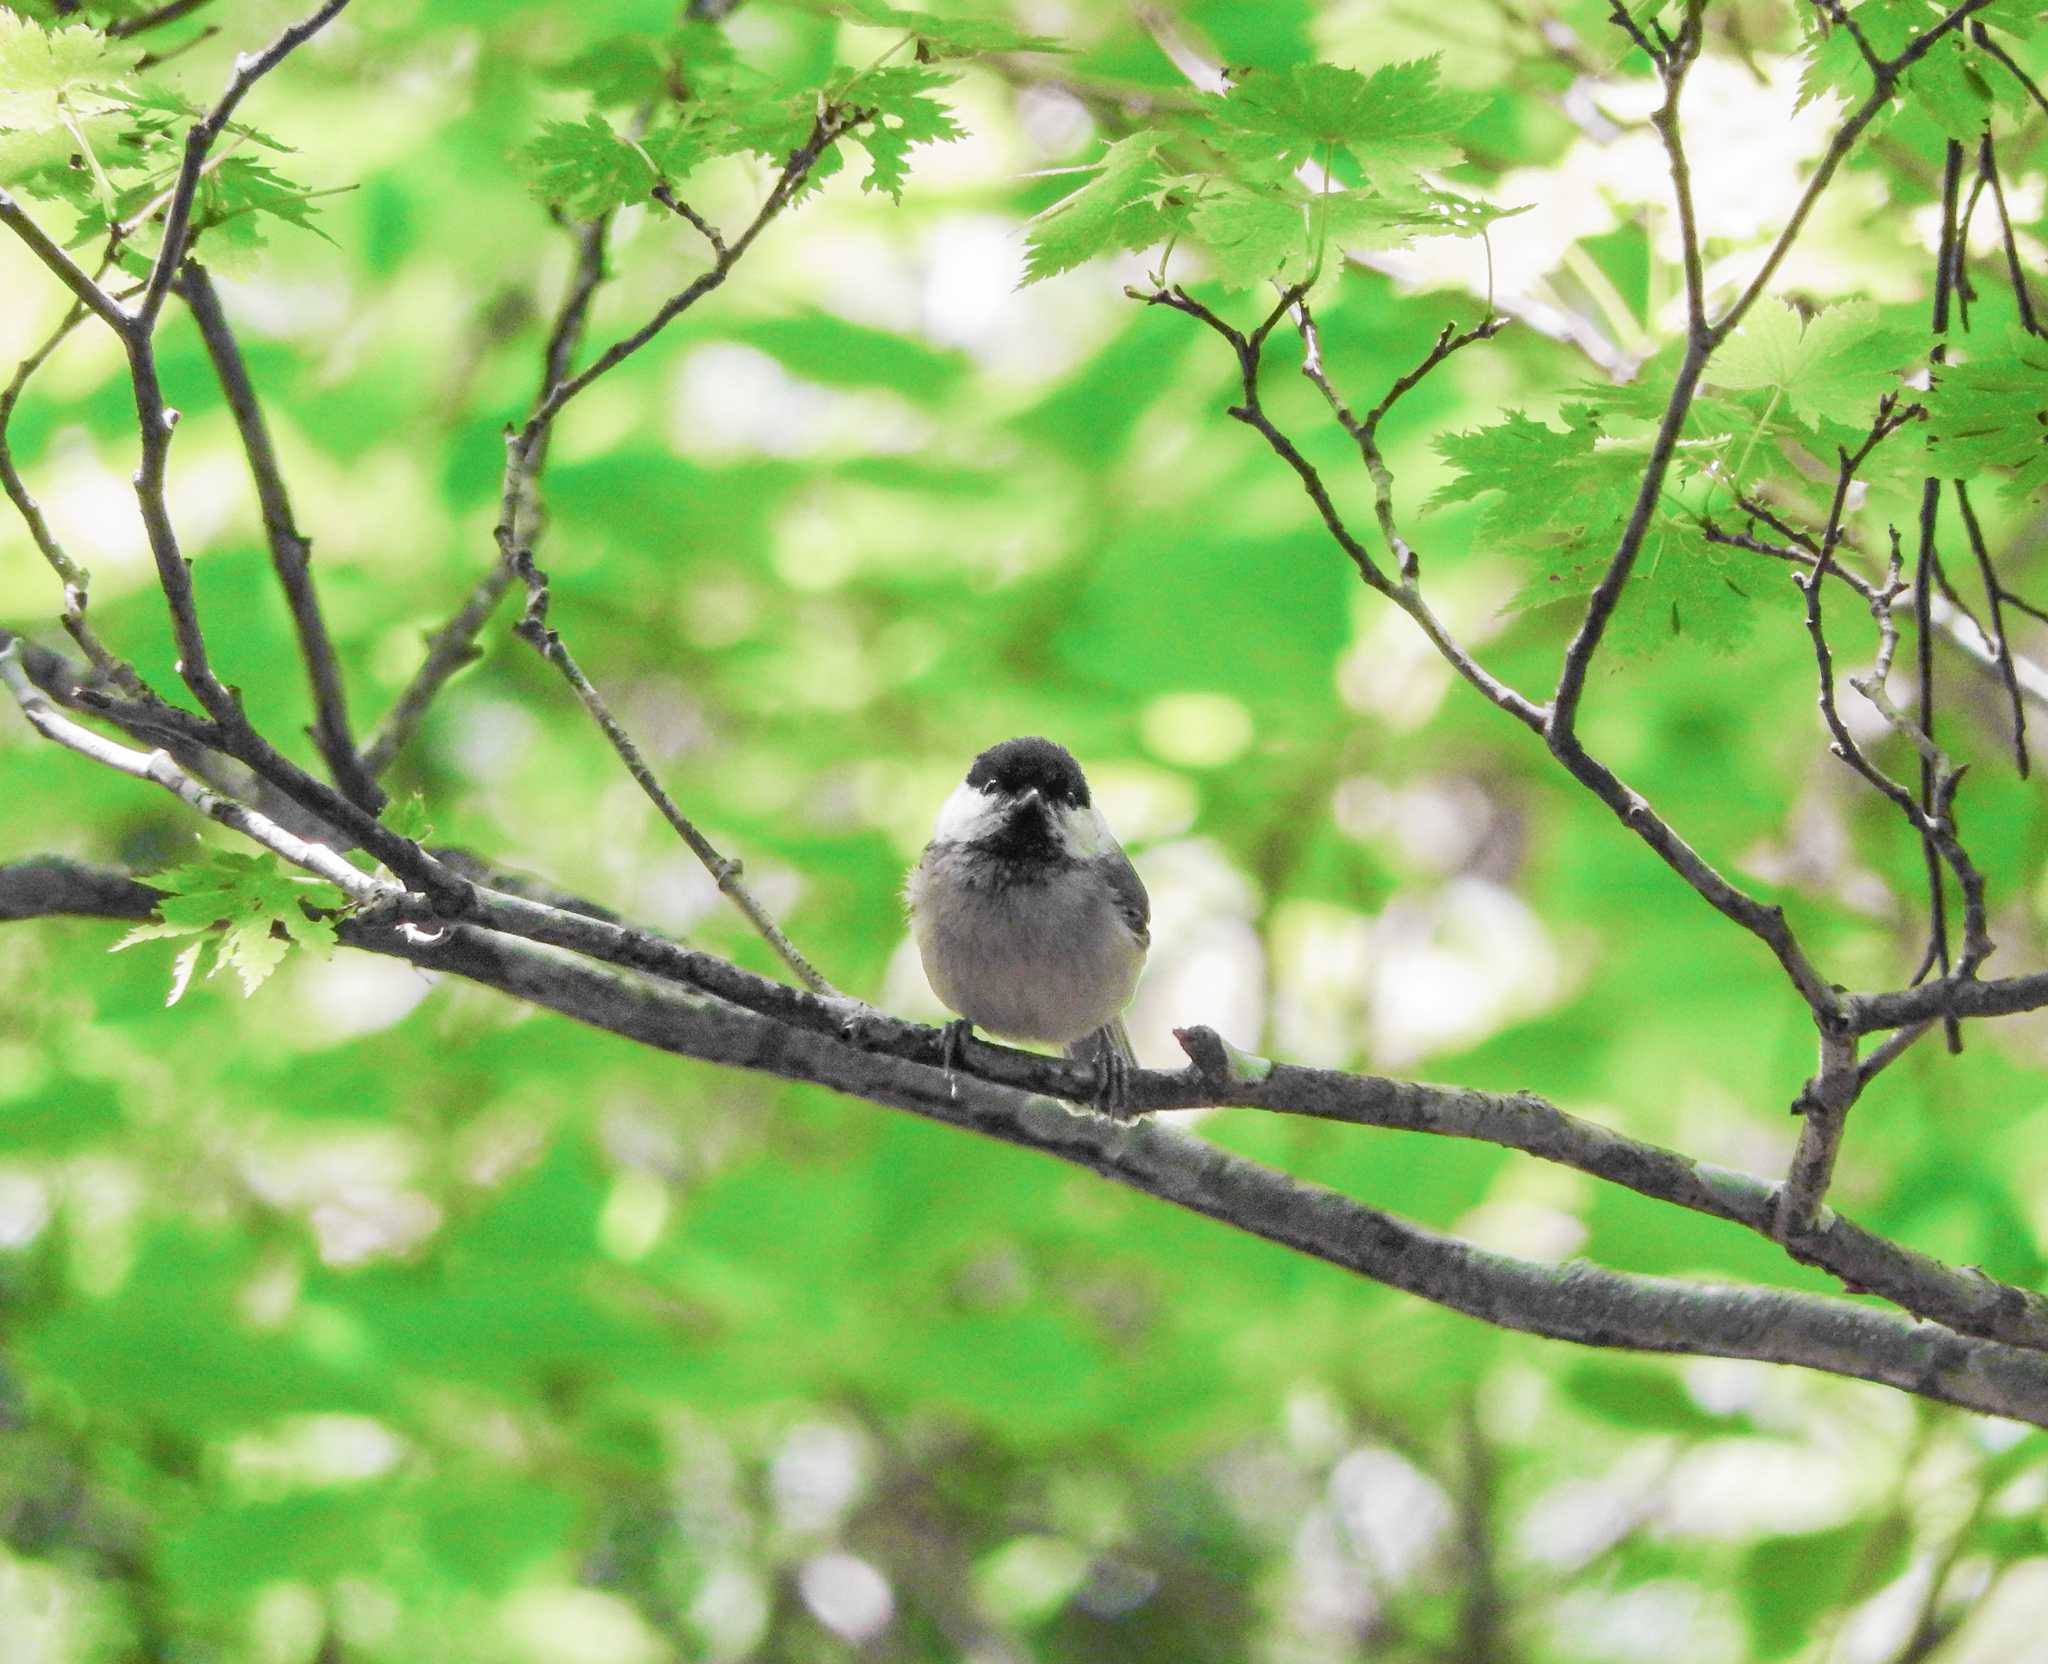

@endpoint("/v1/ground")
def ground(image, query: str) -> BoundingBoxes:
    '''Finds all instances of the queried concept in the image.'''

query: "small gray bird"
[906,737,1149,1106]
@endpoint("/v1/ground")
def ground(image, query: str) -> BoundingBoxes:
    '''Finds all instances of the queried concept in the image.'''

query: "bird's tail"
[1064,1017,1136,1069]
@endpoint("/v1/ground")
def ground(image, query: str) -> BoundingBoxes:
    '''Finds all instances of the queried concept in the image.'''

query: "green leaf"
[1713,300,1921,429]
[1217,57,1486,179]
[113,850,347,1002]
[519,112,657,218]
[1188,183,1315,289]
[1434,406,1757,655]
[1924,331,2048,497]
[192,155,341,247]
[543,34,670,106]
[1020,129,1172,285]
[842,62,962,199]
[1741,1517,1911,1658]
[800,0,1062,57]
[0,14,140,108]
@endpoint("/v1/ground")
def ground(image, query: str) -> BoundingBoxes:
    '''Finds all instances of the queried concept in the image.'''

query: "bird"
[906,737,1149,1110]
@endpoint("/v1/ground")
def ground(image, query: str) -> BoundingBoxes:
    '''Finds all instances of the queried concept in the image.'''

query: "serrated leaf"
[1217,57,1486,180]
[1021,130,1170,284]
[0,14,139,112]
[1713,300,1919,429]
[1796,0,1920,109]
[520,113,657,218]
[193,156,341,248]
[212,917,290,997]
[842,63,962,199]
[123,850,348,1001]
[1188,184,1315,289]
[164,940,201,1007]
[1924,332,2048,497]
[1904,36,1993,138]
[1435,406,1757,657]
[0,14,146,197]
[383,792,435,842]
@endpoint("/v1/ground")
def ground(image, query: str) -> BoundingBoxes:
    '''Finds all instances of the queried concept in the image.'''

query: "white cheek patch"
[932,781,1004,845]
[1057,804,1118,858]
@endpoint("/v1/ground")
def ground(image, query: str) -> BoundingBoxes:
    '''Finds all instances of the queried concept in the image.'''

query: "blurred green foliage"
[2,0,2047,1659]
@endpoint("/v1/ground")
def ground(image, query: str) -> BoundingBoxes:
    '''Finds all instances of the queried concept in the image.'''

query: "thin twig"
[1976,134,2042,338]
[1972,21,2048,121]
[0,188,132,334]
[0,295,150,695]
[506,547,839,996]
[0,642,389,904]
[1549,0,1708,742]
[176,260,381,810]
[1914,142,1965,1046]
[136,0,355,329]
[1954,479,2028,775]
[367,120,847,781]
[1295,301,1509,585]
[107,0,216,37]
[1133,284,1548,734]
[359,216,614,779]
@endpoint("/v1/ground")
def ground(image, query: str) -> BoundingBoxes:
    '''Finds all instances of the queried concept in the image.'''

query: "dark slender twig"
[652,185,725,257]
[0,296,151,695]
[1295,302,1510,585]
[1133,285,1548,735]
[519,115,849,442]
[0,643,388,904]
[1954,479,2028,775]
[107,0,216,37]
[1857,1021,1934,1088]
[1914,141,1965,1047]
[135,0,354,329]
[1976,134,2042,337]
[1550,0,1992,747]
[1715,0,1993,337]
[482,138,856,992]
[506,572,838,995]
[176,261,382,811]
[1811,0,1886,77]
[360,214,613,779]
[0,188,132,334]
[1549,0,1707,742]
[370,120,848,784]
[1971,22,2048,121]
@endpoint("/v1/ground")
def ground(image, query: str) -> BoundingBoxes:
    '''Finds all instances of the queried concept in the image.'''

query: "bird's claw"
[1092,1049,1132,1117]
[939,1017,974,1078]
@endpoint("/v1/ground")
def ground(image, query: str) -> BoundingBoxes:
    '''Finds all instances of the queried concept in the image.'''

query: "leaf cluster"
[1427,299,1932,657]
[1023,56,1514,291]
[520,7,1006,221]
[0,13,334,266]
[111,849,347,1002]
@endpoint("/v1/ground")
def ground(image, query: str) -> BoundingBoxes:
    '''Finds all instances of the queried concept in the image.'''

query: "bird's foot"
[1092,1048,1132,1117]
[939,1017,975,1084]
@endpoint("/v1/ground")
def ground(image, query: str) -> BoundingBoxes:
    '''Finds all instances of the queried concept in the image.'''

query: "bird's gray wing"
[1099,849,1150,947]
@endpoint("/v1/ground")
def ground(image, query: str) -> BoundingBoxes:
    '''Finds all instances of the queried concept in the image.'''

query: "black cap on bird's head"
[966,736,1090,809]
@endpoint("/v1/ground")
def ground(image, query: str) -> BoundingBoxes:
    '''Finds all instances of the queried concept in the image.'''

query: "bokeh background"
[3,0,2048,1658]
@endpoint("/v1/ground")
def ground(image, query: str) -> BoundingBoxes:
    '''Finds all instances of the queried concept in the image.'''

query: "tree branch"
[176,260,381,811]
[136,0,354,329]
[0,644,390,904]
[12,856,2048,1423]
